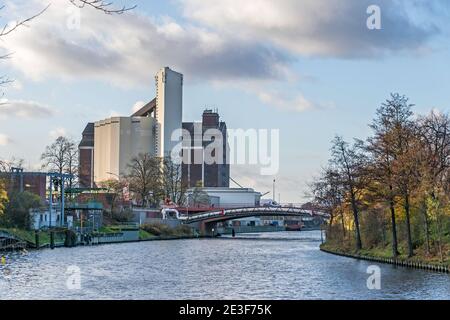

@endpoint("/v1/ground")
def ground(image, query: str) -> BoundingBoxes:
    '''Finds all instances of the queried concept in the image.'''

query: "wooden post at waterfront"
[50,231,55,250]
[320,225,324,244]
[35,231,40,249]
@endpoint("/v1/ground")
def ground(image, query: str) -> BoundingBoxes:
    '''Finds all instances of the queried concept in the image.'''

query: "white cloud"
[0,0,290,88]
[212,79,325,112]
[231,164,304,203]
[182,0,439,58]
[0,99,55,119]
[0,134,11,146]
[10,80,23,91]
[258,91,314,112]
[49,127,67,139]
[0,0,440,115]
[131,101,146,114]
[109,110,124,117]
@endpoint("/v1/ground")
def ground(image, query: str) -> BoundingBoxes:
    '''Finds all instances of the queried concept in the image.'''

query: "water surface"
[1,231,449,300]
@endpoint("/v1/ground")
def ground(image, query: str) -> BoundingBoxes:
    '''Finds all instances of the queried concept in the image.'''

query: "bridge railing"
[184,207,329,222]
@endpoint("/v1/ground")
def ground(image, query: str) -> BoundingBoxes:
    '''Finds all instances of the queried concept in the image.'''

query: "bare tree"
[99,178,126,216]
[330,136,367,250]
[41,136,78,187]
[41,137,69,175]
[0,157,24,172]
[383,94,418,258]
[310,166,346,239]
[69,0,136,14]
[0,4,49,38]
[65,139,79,189]
[126,153,162,208]
[0,1,135,92]
[190,181,210,207]
[416,111,450,259]
[0,4,50,90]
[364,95,411,258]
[418,111,450,197]
[162,157,186,205]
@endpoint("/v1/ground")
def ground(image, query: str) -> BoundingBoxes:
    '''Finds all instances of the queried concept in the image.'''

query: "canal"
[1,231,449,300]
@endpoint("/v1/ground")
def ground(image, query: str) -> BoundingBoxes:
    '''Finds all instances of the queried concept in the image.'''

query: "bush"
[141,223,193,237]
[4,192,42,230]
[361,210,386,248]
[142,223,172,236]
[64,230,78,247]
[111,209,133,223]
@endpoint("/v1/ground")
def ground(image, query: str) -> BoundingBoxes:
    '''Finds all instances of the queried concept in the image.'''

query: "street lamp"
[273,179,276,201]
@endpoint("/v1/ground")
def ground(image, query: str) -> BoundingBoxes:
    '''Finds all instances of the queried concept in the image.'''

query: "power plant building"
[155,67,183,158]
[78,66,229,189]
[182,109,230,188]
[88,67,182,185]
[78,123,95,188]
[93,116,156,183]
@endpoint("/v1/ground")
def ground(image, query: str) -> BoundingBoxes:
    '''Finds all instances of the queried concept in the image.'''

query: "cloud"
[0,134,11,146]
[49,127,67,139]
[182,0,440,58]
[213,79,327,112]
[0,0,291,88]
[131,101,146,114]
[0,0,441,115]
[109,110,124,117]
[231,164,304,203]
[0,99,55,119]
[258,91,314,112]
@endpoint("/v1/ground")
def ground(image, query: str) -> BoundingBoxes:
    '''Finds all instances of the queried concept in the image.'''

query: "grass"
[2,222,197,249]
[0,227,52,246]
[321,239,450,267]
[98,226,119,234]
[141,223,194,238]
[139,229,156,240]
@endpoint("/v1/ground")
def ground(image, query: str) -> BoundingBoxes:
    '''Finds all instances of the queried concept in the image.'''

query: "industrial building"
[78,123,94,188]
[0,170,47,201]
[78,67,230,190]
[78,67,183,185]
[93,116,156,183]
[182,109,230,188]
[185,187,261,208]
[154,67,183,158]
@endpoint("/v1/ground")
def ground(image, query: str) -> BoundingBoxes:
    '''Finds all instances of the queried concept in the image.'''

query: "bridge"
[182,207,329,236]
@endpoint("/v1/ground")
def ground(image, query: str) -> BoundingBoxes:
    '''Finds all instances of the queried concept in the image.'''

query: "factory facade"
[78,67,230,189]
[182,109,230,188]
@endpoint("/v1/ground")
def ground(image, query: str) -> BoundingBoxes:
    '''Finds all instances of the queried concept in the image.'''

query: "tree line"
[0,135,188,229]
[310,93,449,260]
[102,153,187,210]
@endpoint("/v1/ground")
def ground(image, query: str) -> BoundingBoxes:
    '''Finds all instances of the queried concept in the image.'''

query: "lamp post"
[272,179,276,202]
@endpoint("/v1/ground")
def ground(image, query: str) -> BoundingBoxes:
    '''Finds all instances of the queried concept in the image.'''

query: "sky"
[0,0,449,203]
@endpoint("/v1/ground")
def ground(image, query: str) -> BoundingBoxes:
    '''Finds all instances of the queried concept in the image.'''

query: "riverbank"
[320,242,450,274]
[1,224,199,252]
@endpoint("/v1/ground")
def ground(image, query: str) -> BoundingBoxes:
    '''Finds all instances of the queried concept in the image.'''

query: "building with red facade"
[78,123,95,188]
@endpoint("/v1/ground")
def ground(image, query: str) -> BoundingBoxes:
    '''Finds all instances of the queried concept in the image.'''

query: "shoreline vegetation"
[320,242,450,273]
[0,223,199,251]
[311,93,449,272]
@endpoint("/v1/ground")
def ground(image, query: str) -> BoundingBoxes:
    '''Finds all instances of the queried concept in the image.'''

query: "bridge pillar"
[199,221,217,237]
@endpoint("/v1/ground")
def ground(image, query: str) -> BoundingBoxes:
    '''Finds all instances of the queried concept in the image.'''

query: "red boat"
[285,220,303,231]
[285,224,302,231]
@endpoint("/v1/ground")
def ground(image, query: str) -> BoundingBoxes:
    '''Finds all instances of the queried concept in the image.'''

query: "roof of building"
[131,98,156,117]
[187,187,260,194]
[82,122,94,135]
[79,123,95,148]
